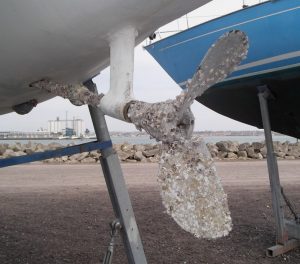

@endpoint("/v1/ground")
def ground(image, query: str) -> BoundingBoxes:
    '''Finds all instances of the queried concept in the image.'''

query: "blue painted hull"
[145,0,300,138]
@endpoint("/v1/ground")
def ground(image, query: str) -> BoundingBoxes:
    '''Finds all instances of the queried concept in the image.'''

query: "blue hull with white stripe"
[145,0,300,138]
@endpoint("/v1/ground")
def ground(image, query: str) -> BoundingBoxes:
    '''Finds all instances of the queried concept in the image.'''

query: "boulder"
[287,145,300,158]
[0,144,8,155]
[118,150,134,161]
[246,147,262,159]
[10,143,23,152]
[275,151,286,158]
[126,159,138,163]
[256,153,263,160]
[227,152,237,159]
[238,143,250,151]
[285,155,295,160]
[61,156,69,162]
[121,143,133,152]
[81,157,96,163]
[113,144,122,152]
[2,149,18,158]
[147,156,159,163]
[217,151,228,159]
[48,142,63,150]
[273,141,288,154]
[260,147,267,158]
[134,151,145,162]
[133,144,145,152]
[24,148,35,155]
[69,152,89,161]
[216,141,238,153]
[252,142,264,151]
[237,151,247,158]
[34,143,46,152]
[206,143,219,158]
[90,150,101,159]
[142,148,160,158]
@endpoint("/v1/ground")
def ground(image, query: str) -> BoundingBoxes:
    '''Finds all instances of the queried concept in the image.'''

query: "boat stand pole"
[257,85,299,256]
[85,80,147,264]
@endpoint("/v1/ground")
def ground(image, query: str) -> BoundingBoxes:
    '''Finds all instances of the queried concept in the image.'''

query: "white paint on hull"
[0,0,210,115]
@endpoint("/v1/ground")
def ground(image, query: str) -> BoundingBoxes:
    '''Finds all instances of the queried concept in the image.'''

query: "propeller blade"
[127,30,248,144]
[159,137,231,238]
[178,30,248,119]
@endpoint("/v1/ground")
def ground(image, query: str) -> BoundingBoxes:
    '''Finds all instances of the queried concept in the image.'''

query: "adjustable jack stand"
[85,80,147,264]
[257,85,300,257]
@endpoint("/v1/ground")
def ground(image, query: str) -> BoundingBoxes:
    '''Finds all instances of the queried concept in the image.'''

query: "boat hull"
[146,0,300,138]
[0,0,210,115]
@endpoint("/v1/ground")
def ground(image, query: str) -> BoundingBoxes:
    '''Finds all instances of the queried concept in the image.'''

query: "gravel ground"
[1,161,300,263]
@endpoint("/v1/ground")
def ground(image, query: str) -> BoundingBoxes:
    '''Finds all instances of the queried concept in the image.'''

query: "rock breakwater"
[0,140,299,163]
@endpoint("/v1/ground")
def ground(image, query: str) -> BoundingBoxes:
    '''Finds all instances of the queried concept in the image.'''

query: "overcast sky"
[1,0,264,132]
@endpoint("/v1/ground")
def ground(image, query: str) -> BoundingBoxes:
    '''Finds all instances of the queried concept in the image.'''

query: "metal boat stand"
[0,81,147,263]
[85,80,147,264]
[257,85,300,257]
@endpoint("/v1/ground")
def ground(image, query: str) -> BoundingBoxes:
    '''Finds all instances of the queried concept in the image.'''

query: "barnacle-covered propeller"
[127,30,248,238]
[32,30,248,239]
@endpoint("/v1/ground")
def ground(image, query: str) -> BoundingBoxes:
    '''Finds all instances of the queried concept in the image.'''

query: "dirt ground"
[1,161,300,264]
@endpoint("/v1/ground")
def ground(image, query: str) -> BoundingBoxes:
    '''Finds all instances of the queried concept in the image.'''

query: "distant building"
[48,117,85,137]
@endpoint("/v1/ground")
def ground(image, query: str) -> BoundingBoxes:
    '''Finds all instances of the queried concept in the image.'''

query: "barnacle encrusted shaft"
[30,79,103,106]
[159,137,232,238]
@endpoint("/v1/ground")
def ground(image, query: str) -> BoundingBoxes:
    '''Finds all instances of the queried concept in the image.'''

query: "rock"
[238,143,250,151]
[260,147,267,158]
[217,151,228,159]
[256,153,263,160]
[287,145,300,158]
[126,159,138,163]
[133,144,145,152]
[121,143,133,152]
[207,143,219,158]
[227,152,237,159]
[237,151,247,158]
[147,156,158,163]
[142,148,160,158]
[61,156,69,162]
[90,150,101,159]
[13,151,26,157]
[216,141,238,153]
[252,142,264,151]
[275,151,286,158]
[81,157,96,163]
[0,144,8,155]
[64,160,79,164]
[144,144,157,151]
[113,144,122,152]
[134,151,145,161]
[44,158,57,163]
[10,143,23,152]
[48,142,63,150]
[273,141,288,154]
[69,152,89,161]
[246,147,262,159]
[34,143,45,152]
[2,149,18,158]
[118,150,134,161]
[285,155,295,160]
[24,148,35,155]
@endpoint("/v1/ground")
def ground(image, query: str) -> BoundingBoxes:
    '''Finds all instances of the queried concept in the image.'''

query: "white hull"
[0,0,210,115]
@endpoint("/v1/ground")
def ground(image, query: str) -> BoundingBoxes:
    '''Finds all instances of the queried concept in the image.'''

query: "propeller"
[127,30,248,238]
[32,30,248,239]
